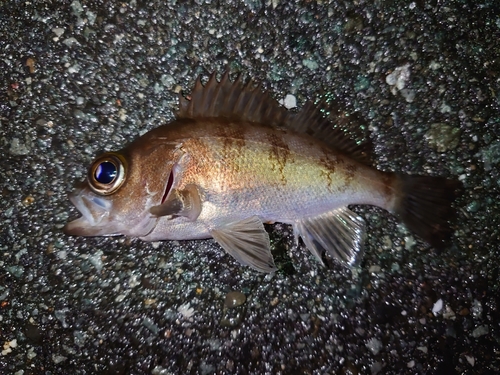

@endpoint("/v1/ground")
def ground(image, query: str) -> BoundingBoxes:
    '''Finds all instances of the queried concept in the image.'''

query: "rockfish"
[64,72,460,272]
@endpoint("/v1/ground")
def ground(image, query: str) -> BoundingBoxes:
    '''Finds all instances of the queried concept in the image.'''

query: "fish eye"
[88,153,126,195]
[95,161,117,184]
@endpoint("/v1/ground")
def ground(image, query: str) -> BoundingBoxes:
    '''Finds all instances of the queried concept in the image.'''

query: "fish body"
[65,72,460,272]
[139,118,394,238]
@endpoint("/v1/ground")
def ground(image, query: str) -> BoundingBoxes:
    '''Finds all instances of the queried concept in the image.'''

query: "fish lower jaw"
[63,216,117,237]
[64,213,158,238]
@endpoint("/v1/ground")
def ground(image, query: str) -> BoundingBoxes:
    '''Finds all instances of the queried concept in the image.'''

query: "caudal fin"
[395,175,462,249]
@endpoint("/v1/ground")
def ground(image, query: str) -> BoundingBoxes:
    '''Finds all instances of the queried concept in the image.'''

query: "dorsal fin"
[177,71,372,165]
[177,71,289,127]
[288,98,373,165]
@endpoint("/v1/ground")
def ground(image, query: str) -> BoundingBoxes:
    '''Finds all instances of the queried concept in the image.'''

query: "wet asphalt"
[1,1,499,374]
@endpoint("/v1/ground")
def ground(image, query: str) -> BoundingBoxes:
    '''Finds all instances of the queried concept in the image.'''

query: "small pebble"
[386,64,410,90]
[52,27,65,37]
[22,195,35,206]
[281,94,297,109]
[471,325,488,338]
[465,355,475,366]
[425,123,460,152]
[432,299,443,315]
[224,291,246,308]
[365,337,383,355]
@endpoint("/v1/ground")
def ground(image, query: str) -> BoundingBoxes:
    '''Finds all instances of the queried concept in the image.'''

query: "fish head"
[64,141,181,237]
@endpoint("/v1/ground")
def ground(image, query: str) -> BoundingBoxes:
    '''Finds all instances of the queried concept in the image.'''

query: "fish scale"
[176,122,386,221]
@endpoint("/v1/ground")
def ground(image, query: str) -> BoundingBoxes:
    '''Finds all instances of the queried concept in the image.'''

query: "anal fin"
[149,184,202,221]
[293,207,366,267]
[211,216,277,273]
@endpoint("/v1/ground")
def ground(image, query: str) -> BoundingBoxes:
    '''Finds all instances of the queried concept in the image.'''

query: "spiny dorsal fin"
[288,99,373,165]
[177,71,372,165]
[177,71,290,127]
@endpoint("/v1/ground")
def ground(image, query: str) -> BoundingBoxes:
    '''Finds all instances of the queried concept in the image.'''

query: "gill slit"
[161,171,174,204]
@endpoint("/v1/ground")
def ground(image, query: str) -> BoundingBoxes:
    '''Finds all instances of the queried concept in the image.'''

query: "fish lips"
[64,185,159,237]
[63,216,119,237]
[64,187,120,237]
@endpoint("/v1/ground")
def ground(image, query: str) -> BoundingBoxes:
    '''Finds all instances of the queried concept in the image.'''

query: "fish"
[64,71,461,273]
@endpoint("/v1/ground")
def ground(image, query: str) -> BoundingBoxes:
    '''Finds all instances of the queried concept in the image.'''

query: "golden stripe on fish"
[64,71,461,273]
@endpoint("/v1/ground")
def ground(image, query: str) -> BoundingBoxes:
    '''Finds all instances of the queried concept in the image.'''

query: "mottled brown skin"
[266,132,292,184]
[122,118,397,242]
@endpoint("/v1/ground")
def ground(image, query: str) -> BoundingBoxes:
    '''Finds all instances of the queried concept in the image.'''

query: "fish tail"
[394,175,462,249]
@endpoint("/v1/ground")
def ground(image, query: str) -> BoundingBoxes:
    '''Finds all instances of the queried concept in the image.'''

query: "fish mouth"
[63,189,119,237]
[63,216,118,237]
[64,185,159,238]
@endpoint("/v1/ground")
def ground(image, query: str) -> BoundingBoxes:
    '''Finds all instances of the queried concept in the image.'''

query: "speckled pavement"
[1,1,499,374]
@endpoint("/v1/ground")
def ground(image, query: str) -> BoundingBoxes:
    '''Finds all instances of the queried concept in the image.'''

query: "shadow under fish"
[64,71,462,273]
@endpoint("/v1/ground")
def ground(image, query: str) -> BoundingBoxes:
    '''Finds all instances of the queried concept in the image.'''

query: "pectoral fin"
[211,216,277,273]
[149,184,202,221]
[293,207,366,267]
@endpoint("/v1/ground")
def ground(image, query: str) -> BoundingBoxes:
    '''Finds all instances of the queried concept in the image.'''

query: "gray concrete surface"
[1,1,499,374]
